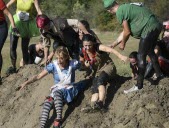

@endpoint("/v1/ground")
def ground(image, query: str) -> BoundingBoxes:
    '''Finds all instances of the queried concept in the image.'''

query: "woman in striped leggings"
[18,46,85,128]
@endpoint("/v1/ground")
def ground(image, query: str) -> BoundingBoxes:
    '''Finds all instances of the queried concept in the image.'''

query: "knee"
[91,72,108,94]
[137,54,146,69]
[97,71,109,86]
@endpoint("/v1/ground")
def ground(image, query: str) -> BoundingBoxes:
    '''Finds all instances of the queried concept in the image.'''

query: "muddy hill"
[0,65,169,128]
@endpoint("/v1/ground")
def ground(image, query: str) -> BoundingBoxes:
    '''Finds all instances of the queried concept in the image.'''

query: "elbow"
[126,31,131,36]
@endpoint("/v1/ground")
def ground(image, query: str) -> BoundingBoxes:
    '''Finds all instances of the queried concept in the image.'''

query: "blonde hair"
[55,46,70,62]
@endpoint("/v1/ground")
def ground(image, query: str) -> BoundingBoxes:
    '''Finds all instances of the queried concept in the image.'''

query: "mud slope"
[0,65,169,128]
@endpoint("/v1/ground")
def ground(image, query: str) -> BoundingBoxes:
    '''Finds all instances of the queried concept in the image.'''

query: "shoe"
[124,85,139,94]
[6,66,17,76]
[94,101,103,110]
[53,120,61,128]
[153,74,165,81]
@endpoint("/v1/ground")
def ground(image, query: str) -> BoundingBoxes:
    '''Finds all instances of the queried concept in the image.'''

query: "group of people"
[0,0,168,128]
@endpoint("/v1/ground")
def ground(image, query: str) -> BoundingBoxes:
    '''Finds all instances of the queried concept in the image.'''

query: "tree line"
[4,0,169,31]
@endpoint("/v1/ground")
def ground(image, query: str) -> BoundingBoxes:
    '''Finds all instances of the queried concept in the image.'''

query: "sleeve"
[45,63,55,73]
[67,19,79,27]
[116,4,129,25]
[0,0,6,10]
[67,19,79,32]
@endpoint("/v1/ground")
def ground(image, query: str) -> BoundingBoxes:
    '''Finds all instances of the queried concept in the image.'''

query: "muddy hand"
[85,61,90,68]
[108,44,115,48]
[12,27,20,37]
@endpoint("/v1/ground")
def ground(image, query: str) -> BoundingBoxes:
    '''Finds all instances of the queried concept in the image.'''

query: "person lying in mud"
[20,38,45,67]
[17,46,86,128]
[80,34,127,112]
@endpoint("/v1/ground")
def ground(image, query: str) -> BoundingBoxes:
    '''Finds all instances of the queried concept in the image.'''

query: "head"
[78,20,90,40]
[103,0,118,14]
[36,14,50,31]
[36,38,45,56]
[55,46,70,67]
[129,51,138,65]
[82,34,96,52]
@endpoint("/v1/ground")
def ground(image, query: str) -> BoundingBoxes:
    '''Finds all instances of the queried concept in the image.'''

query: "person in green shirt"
[103,0,164,93]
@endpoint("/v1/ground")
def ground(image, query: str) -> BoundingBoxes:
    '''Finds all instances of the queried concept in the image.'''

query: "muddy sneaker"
[94,101,103,110]
[53,120,61,128]
[124,85,139,94]
[6,66,17,76]
[153,74,165,81]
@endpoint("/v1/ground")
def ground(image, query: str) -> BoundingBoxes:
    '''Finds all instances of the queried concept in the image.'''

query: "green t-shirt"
[16,0,36,18]
[116,4,161,38]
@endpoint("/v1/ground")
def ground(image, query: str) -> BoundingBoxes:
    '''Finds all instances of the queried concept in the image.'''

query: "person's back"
[116,3,161,38]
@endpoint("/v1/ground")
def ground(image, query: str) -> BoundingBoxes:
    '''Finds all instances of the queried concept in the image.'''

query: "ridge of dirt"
[0,65,169,128]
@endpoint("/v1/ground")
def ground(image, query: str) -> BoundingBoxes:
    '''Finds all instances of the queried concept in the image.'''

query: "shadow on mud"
[104,75,131,108]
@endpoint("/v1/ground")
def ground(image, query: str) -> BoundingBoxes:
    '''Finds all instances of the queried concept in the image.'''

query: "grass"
[1,31,139,77]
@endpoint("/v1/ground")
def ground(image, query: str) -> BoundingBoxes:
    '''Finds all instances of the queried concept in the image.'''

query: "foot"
[153,74,165,81]
[53,120,61,128]
[124,85,139,94]
[81,101,104,113]
[6,66,17,76]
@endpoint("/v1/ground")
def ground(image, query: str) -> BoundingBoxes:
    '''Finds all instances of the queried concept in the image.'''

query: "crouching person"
[80,34,118,111]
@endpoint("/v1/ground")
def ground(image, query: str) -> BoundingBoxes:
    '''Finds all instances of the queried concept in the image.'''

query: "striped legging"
[40,90,63,128]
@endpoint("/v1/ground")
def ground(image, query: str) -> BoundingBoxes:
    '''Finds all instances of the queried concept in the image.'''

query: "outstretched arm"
[18,70,48,90]
[119,20,131,50]
[99,44,128,62]
[34,0,42,15]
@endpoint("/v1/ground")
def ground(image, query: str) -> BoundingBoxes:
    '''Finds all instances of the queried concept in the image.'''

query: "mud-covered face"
[129,58,137,66]
[55,54,68,67]
[83,41,94,52]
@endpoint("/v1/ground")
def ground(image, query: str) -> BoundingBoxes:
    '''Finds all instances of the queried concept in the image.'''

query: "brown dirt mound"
[0,65,169,128]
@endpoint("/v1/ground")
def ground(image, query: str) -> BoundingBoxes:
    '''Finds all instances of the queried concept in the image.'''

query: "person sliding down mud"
[17,46,86,128]
[80,34,127,112]
[36,14,80,65]
[103,0,164,93]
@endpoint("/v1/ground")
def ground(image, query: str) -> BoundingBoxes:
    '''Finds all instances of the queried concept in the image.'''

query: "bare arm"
[109,31,123,48]
[99,44,128,62]
[3,8,15,28]
[34,0,42,15]
[6,0,16,8]
[18,70,48,90]
[119,20,131,50]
